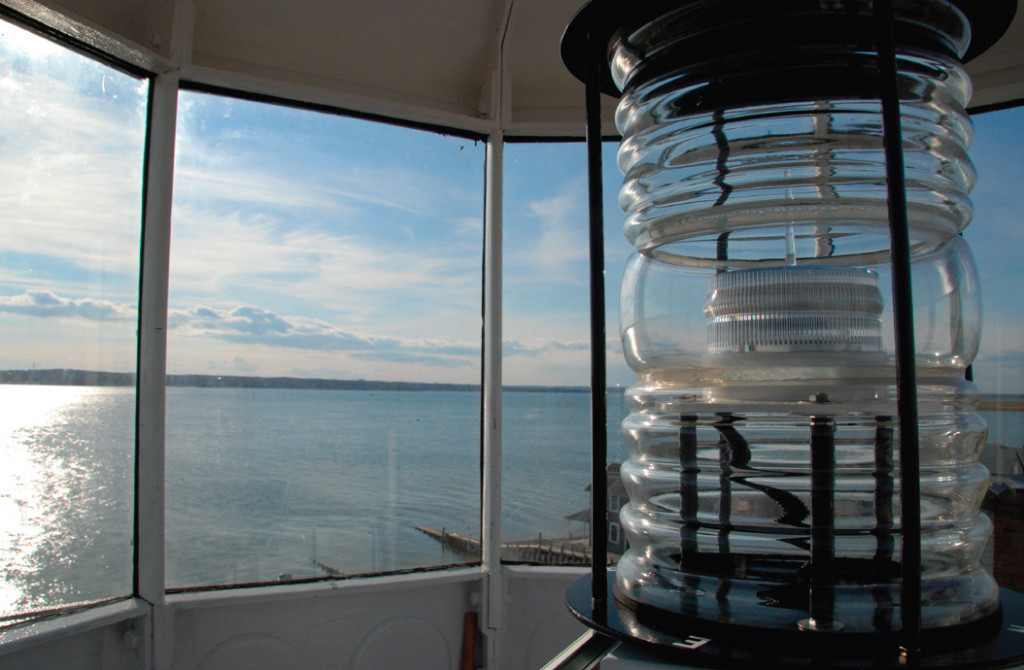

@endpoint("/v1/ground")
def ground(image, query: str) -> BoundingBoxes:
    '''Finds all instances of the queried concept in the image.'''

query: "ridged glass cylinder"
[612,0,995,634]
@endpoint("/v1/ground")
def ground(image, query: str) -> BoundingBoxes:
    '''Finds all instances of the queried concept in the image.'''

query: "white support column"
[481,128,504,668]
[481,5,514,667]
[136,68,178,669]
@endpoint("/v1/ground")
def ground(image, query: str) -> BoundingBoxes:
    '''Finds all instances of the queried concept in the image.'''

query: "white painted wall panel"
[167,572,479,670]
[502,567,589,670]
[0,601,148,670]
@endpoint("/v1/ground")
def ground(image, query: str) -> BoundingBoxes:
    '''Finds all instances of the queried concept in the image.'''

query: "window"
[0,20,146,623]
[608,521,621,546]
[968,104,1024,589]
[500,141,630,564]
[500,142,591,562]
[165,91,485,588]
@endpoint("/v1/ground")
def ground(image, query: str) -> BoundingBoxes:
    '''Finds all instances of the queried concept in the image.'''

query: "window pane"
[166,92,484,588]
[501,142,590,562]
[968,105,1024,590]
[500,142,629,564]
[0,21,146,622]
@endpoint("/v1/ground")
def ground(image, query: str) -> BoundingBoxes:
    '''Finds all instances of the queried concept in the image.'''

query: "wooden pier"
[415,526,601,565]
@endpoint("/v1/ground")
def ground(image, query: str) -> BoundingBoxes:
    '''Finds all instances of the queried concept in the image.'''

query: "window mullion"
[136,70,179,607]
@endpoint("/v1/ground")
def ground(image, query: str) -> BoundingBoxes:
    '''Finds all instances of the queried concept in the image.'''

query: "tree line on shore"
[0,368,604,394]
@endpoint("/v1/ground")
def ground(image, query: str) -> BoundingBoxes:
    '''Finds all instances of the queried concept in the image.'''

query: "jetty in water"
[415,526,598,565]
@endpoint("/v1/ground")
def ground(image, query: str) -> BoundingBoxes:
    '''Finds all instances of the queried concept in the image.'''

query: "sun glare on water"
[0,385,97,619]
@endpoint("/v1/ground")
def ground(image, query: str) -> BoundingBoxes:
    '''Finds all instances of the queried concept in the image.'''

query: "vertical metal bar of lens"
[809,415,837,629]
[680,416,700,562]
[584,26,609,606]
[873,416,896,632]
[873,0,922,661]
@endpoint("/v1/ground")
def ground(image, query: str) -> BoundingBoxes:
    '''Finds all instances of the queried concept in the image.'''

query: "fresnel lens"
[561,0,1021,665]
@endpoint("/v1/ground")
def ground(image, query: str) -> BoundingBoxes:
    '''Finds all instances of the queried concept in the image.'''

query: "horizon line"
[0,368,630,393]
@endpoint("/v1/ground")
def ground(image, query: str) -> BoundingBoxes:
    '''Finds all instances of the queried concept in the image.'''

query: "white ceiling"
[4,0,1024,135]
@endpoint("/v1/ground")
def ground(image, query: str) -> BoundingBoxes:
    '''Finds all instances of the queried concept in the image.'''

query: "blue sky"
[1,19,1022,392]
[0,23,147,374]
[963,106,1024,395]
[168,92,489,384]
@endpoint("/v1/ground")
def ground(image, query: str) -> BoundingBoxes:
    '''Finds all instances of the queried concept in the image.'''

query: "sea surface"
[0,385,628,621]
[1,384,1020,622]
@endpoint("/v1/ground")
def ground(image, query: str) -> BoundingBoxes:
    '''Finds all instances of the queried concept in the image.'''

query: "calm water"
[0,385,627,620]
[1,384,1018,621]
[0,386,134,620]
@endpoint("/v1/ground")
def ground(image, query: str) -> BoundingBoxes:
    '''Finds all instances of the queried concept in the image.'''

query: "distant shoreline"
[2,369,1021,403]
[0,368,612,394]
[979,398,1024,411]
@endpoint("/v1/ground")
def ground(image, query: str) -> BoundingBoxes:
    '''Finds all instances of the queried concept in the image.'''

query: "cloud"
[350,350,474,369]
[0,290,135,321]
[502,339,589,357]
[171,303,481,359]
[0,287,477,362]
[223,306,292,335]
[451,216,484,239]
[173,93,483,226]
[171,165,367,219]
[0,54,146,286]
[2,53,484,335]
[164,207,484,332]
[509,179,590,281]
[171,301,593,368]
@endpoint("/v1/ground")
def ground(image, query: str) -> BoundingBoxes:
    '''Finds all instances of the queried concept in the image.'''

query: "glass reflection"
[0,19,144,623]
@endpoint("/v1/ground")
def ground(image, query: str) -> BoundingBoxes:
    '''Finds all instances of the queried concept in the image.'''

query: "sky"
[168,92,489,384]
[0,23,147,374]
[1,19,1022,392]
[959,108,1024,395]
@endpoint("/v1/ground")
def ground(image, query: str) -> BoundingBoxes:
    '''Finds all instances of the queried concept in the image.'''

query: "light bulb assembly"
[561,0,1022,667]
